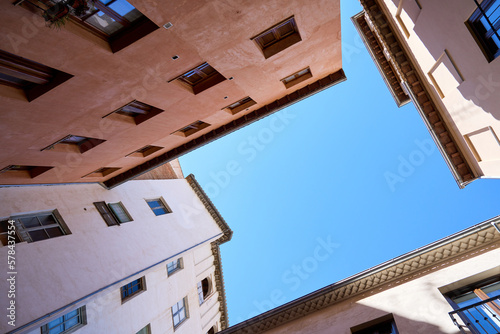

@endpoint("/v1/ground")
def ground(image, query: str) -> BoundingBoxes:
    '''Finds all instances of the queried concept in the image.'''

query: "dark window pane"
[28,229,48,241]
[45,227,64,238]
[38,214,57,226]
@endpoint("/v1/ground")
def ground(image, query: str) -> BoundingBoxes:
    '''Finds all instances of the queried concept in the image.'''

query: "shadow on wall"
[390,0,500,121]
[219,301,460,334]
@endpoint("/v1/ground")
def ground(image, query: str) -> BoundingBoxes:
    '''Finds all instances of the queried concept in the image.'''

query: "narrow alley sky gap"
[179,1,500,326]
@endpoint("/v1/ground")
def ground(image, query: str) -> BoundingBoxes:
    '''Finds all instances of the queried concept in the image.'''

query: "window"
[224,97,257,115]
[252,16,302,59]
[136,324,151,334]
[467,0,500,62]
[1,210,70,245]
[83,167,121,178]
[281,67,313,89]
[127,145,163,158]
[93,201,132,226]
[146,198,171,216]
[173,120,211,137]
[207,326,216,334]
[197,277,211,305]
[351,316,399,334]
[0,165,53,179]
[120,276,146,302]
[41,306,86,334]
[105,100,164,125]
[172,297,188,329]
[447,278,500,333]
[167,258,183,276]
[49,0,158,53]
[41,134,106,153]
[0,49,73,102]
[172,63,226,95]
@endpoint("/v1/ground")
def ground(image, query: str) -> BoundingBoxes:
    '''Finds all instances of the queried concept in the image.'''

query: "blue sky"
[179,1,500,326]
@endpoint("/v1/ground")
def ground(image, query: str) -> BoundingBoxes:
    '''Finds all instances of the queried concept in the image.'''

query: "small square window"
[281,67,313,88]
[172,63,226,95]
[172,120,210,137]
[252,17,302,59]
[351,316,399,334]
[0,165,53,179]
[127,145,163,158]
[0,49,73,102]
[136,324,151,334]
[41,134,106,153]
[41,306,86,334]
[83,167,121,178]
[2,210,71,245]
[106,100,164,125]
[93,201,133,226]
[172,297,188,329]
[224,97,257,115]
[167,258,183,276]
[466,0,500,62]
[146,198,171,216]
[120,276,146,302]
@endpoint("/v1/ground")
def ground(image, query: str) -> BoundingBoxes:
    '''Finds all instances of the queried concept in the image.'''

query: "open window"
[0,165,53,179]
[351,315,399,334]
[41,134,106,153]
[197,277,212,305]
[171,63,226,95]
[105,100,164,125]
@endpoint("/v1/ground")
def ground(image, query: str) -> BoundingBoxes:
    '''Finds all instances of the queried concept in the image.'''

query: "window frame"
[170,63,226,95]
[1,210,71,245]
[466,0,500,62]
[136,324,151,334]
[0,49,73,102]
[251,16,302,59]
[0,165,53,179]
[93,201,133,226]
[172,120,211,137]
[223,97,257,115]
[40,306,86,334]
[280,67,313,89]
[120,276,146,303]
[167,258,183,276]
[146,198,171,216]
[126,145,163,158]
[83,167,121,178]
[171,297,189,329]
[41,134,106,153]
[350,315,399,334]
[104,100,164,125]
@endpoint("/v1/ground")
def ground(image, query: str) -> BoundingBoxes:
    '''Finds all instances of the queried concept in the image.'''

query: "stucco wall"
[0,179,224,333]
[380,0,500,178]
[258,247,500,333]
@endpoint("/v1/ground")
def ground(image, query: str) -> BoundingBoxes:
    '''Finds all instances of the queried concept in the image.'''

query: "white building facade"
[1,175,231,334]
[354,0,500,187]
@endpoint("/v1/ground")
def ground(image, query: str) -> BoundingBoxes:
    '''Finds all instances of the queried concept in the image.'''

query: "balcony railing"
[449,295,500,334]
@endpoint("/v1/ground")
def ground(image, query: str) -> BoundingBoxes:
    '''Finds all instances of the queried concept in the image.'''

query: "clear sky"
[179,1,500,326]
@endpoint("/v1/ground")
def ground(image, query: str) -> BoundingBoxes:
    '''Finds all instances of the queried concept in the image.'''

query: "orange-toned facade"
[0,0,343,188]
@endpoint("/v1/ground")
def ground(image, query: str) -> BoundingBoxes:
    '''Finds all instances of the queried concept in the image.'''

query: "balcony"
[449,295,500,334]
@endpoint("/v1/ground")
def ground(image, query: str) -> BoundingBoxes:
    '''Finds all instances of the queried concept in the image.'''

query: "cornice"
[186,173,232,330]
[220,217,500,334]
[356,0,476,187]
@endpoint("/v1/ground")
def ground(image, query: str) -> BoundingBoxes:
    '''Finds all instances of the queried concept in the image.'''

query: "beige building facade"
[220,217,500,334]
[353,0,500,188]
[1,175,232,334]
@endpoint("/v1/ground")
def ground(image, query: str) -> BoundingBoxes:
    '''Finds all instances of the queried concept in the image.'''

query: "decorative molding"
[186,174,232,329]
[354,0,476,188]
[220,217,500,333]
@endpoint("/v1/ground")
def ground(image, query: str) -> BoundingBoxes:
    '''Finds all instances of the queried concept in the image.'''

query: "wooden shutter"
[93,202,119,226]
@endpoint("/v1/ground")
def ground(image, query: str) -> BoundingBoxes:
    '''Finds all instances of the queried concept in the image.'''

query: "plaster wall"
[380,0,500,178]
[259,247,500,334]
[0,0,342,185]
[0,179,224,332]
